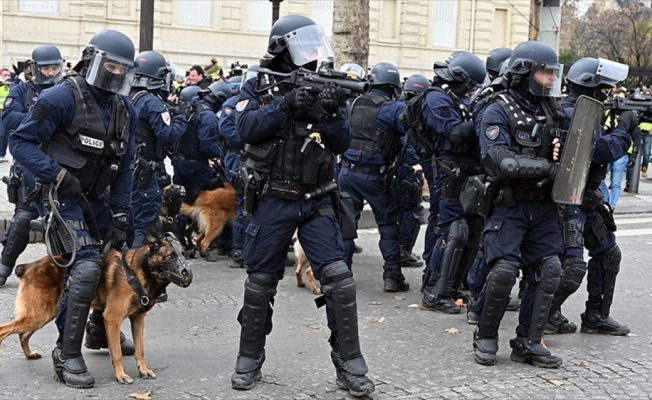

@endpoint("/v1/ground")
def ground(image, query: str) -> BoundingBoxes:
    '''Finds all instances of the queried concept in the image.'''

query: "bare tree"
[331,0,369,70]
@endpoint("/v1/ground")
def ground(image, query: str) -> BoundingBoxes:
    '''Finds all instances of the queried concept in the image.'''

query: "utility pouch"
[331,190,358,241]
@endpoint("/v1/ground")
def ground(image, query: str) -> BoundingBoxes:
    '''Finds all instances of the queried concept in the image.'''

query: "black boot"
[0,263,12,286]
[421,285,461,314]
[509,337,562,368]
[84,310,136,355]
[52,347,94,388]
[383,266,410,292]
[545,310,577,334]
[580,309,630,336]
[467,298,479,325]
[229,249,245,269]
[473,327,497,366]
[331,351,375,397]
[232,352,265,390]
[400,246,423,268]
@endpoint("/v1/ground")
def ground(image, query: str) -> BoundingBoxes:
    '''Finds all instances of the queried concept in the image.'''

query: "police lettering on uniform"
[8,29,138,388]
[130,51,187,249]
[232,15,374,397]
[547,57,633,337]
[0,44,64,285]
[338,62,411,292]
[473,41,568,368]
[419,52,486,314]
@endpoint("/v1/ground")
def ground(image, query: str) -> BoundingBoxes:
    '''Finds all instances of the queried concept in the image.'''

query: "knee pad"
[537,256,562,295]
[558,257,587,295]
[487,260,520,298]
[244,272,279,305]
[448,219,469,249]
[600,244,621,277]
[69,261,102,303]
[320,261,355,302]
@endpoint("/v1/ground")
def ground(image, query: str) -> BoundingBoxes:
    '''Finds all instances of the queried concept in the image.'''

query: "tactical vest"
[348,94,399,163]
[243,88,333,189]
[433,84,474,157]
[24,81,40,111]
[131,90,166,161]
[177,102,212,160]
[43,75,130,197]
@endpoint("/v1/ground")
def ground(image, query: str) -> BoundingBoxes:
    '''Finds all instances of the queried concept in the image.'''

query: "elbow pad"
[484,146,553,180]
[449,121,476,144]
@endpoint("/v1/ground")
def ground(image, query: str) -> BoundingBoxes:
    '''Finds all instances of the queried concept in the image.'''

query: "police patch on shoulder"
[3,98,12,107]
[224,107,233,116]
[161,111,171,126]
[235,100,249,112]
[485,126,500,141]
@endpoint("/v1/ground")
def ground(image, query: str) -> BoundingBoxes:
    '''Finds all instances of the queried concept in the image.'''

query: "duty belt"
[265,180,309,201]
[341,161,384,176]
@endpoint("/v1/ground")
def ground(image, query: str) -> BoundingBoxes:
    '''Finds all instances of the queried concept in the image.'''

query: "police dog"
[293,238,321,295]
[179,183,237,256]
[0,232,192,384]
[160,184,186,234]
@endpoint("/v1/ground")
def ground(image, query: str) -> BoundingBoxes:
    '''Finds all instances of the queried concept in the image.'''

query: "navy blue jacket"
[218,95,243,152]
[237,78,351,154]
[132,90,187,153]
[8,82,138,215]
[194,99,222,159]
[2,81,50,130]
[422,79,467,156]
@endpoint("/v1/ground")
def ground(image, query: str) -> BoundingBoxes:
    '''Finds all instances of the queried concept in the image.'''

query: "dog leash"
[121,249,153,312]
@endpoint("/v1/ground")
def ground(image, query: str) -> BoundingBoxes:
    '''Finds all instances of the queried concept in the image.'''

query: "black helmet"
[79,29,136,95]
[30,45,64,86]
[566,57,628,101]
[227,75,243,94]
[402,74,430,100]
[434,52,487,96]
[179,85,201,105]
[369,62,401,91]
[133,51,169,90]
[260,15,334,72]
[199,81,233,107]
[486,47,512,78]
[507,41,562,97]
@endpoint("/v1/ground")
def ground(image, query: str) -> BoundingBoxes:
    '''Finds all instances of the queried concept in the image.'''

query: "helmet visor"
[33,61,64,85]
[85,52,135,95]
[596,58,629,86]
[529,62,563,97]
[285,25,335,69]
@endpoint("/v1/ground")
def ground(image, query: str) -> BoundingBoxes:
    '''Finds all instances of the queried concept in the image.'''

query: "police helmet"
[179,85,202,105]
[260,15,334,72]
[339,63,366,80]
[227,75,243,94]
[132,51,169,90]
[507,41,562,97]
[434,52,487,96]
[199,81,233,106]
[486,47,512,78]
[30,45,65,86]
[240,64,260,91]
[79,29,136,95]
[401,74,430,101]
[369,62,401,91]
[566,57,629,101]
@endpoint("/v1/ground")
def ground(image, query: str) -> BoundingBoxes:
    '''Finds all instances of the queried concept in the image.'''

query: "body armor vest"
[177,102,211,160]
[349,94,398,163]
[43,75,130,197]
[131,90,166,161]
[244,80,333,189]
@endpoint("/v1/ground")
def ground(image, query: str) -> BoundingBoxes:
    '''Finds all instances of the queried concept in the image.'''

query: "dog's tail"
[15,255,64,279]
[179,202,201,220]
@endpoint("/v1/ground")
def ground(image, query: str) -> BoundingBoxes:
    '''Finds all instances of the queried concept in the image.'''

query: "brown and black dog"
[0,232,192,384]
[179,183,237,256]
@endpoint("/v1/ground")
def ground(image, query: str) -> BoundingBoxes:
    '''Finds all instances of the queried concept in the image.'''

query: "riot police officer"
[474,41,567,368]
[419,52,486,314]
[338,62,409,292]
[9,29,138,388]
[130,50,187,248]
[546,57,633,336]
[486,47,512,81]
[0,44,64,285]
[172,81,232,257]
[232,15,374,396]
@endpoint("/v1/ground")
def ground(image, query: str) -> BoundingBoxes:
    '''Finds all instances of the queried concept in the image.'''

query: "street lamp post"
[269,0,284,25]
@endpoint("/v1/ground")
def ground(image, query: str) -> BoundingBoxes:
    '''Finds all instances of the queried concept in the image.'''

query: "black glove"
[55,169,82,198]
[284,87,317,111]
[627,153,638,168]
[618,110,639,133]
[108,213,129,250]
[320,81,347,114]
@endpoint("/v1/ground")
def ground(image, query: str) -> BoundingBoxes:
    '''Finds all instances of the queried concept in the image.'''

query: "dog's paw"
[312,287,322,295]
[139,369,156,379]
[296,281,305,288]
[25,351,41,360]
[115,373,134,384]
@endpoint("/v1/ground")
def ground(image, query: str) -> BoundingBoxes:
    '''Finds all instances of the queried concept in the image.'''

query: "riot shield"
[552,95,604,205]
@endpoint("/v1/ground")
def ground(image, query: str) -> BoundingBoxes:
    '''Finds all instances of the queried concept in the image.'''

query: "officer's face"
[188,70,202,85]
[104,62,125,75]
[533,69,558,89]
[40,64,61,77]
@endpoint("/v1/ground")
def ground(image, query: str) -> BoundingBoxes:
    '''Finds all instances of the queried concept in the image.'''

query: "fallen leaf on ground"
[128,392,152,400]
[394,296,406,301]
[578,361,590,367]
[367,301,382,305]
[408,303,420,308]
[445,327,460,334]
[454,298,465,307]
[375,316,386,324]
[550,380,564,387]
[312,328,323,334]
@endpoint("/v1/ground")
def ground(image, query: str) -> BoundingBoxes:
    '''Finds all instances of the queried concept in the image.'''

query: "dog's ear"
[146,229,161,251]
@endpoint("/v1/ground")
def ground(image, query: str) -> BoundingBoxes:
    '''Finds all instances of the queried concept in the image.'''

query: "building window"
[312,0,333,37]
[493,8,509,48]
[248,0,272,32]
[19,0,58,15]
[380,0,398,40]
[432,0,458,48]
[178,0,212,27]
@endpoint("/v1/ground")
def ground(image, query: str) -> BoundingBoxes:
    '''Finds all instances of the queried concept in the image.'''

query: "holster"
[243,174,260,214]
[400,179,422,204]
[40,184,77,257]
[330,190,358,241]
[136,158,156,189]
[580,187,603,211]
[2,176,19,204]
[459,175,493,217]
[381,165,395,193]
[598,202,617,232]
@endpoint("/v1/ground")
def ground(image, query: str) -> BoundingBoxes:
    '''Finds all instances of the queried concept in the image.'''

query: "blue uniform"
[219,95,246,253]
[338,89,405,271]
[393,140,424,252]
[130,90,187,247]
